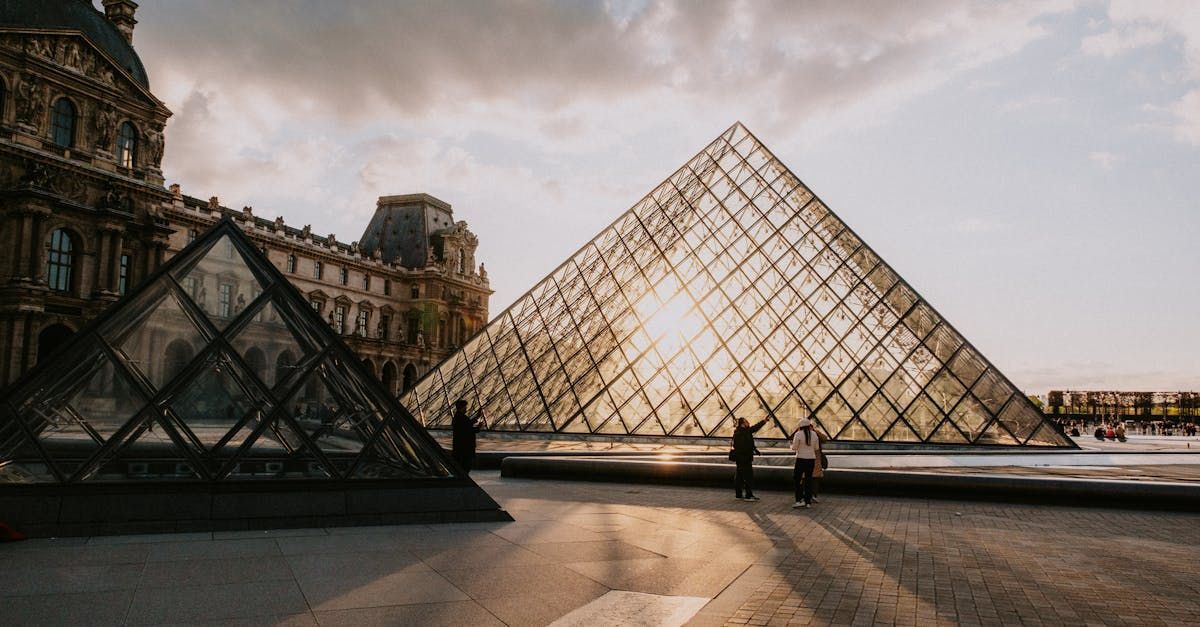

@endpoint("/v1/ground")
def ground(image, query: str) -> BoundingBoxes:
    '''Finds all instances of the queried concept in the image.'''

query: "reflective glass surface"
[0,222,460,483]
[404,123,1072,447]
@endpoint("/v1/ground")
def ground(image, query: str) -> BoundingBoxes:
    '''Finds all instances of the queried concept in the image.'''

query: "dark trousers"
[734,459,755,497]
[452,451,475,476]
[794,458,815,504]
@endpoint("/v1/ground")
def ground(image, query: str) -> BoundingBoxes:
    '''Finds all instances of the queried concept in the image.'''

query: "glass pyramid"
[404,123,1074,448]
[0,219,488,484]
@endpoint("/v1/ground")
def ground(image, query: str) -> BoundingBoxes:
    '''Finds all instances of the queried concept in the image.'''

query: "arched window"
[0,78,7,120]
[116,121,137,168]
[51,98,76,148]
[46,229,75,292]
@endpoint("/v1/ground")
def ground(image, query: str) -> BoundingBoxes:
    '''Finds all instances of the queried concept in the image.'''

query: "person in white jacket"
[790,417,820,508]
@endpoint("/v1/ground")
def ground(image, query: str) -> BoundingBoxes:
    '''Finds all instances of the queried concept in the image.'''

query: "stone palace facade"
[0,0,490,395]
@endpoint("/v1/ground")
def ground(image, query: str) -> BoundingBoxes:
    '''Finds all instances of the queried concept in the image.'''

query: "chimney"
[102,0,139,44]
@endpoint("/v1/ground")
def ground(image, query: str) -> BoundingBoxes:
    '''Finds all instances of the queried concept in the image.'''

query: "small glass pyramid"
[0,219,482,484]
[404,123,1074,448]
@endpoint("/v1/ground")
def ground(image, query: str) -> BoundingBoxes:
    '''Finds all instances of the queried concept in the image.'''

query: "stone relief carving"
[26,35,116,86]
[19,160,52,189]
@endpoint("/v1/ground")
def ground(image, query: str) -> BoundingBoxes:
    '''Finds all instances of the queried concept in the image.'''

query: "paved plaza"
[4,471,1200,626]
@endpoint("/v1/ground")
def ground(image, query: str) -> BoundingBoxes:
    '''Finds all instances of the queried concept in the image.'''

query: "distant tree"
[1048,391,1064,415]
[1027,394,1045,411]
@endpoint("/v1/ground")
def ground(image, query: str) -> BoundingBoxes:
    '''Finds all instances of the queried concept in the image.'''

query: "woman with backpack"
[791,418,820,509]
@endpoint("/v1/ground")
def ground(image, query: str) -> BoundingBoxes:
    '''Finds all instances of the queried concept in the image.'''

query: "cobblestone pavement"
[4,473,1200,626]
[486,476,1200,626]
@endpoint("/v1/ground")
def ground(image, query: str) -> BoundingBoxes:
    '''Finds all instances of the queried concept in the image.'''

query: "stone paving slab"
[3,471,1200,626]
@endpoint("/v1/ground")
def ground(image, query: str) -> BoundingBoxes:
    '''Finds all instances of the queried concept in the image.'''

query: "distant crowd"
[1062,419,1200,440]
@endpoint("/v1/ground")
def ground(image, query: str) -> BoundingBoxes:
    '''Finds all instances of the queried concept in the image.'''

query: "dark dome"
[0,0,149,88]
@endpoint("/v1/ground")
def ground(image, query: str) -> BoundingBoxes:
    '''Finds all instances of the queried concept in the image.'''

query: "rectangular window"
[380,314,391,340]
[310,299,323,314]
[218,284,232,318]
[333,305,347,334]
[225,238,235,259]
[188,229,199,244]
[407,317,420,344]
[286,254,296,273]
[340,267,349,286]
[410,284,419,299]
[356,309,369,337]
[362,274,370,290]
[313,260,323,279]
[118,254,130,295]
[384,279,391,296]
[183,276,197,299]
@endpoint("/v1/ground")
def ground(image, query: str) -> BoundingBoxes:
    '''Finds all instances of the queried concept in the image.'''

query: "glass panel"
[229,299,316,390]
[107,287,209,391]
[173,234,269,330]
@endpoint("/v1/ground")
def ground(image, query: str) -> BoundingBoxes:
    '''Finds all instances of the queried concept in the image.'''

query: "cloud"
[1169,88,1200,144]
[999,94,1065,111]
[1088,150,1122,170]
[1083,1,1200,145]
[1081,25,1166,57]
[134,0,1084,308]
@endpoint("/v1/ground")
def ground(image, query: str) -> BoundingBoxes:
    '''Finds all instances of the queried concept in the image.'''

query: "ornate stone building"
[0,0,490,393]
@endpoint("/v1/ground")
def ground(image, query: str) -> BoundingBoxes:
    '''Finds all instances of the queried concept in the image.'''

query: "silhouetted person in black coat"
[732,417,766,501]
[451,398,484,475]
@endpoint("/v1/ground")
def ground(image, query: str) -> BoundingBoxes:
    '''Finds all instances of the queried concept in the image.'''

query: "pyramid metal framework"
[0,219,488,485]
[405,123,1073,447]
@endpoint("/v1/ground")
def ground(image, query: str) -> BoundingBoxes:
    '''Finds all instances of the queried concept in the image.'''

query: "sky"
[127,0,1199,395]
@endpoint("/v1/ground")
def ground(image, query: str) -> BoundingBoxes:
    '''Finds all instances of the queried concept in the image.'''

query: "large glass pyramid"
[0,219,504,489]
[404,123,1073,447]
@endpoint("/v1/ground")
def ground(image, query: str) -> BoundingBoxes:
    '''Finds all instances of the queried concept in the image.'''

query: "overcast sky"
[130,1,1199,394]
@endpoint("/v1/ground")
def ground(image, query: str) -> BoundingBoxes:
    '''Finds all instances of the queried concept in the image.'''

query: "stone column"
[14,211,35,280]
[25,205,51,284]
[110,231,124,293]
[94,229,112,295]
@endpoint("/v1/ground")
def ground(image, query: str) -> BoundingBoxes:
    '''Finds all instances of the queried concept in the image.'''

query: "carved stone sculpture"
[145,125,165,167]
[93,104,116,150]
[15,76,45,128]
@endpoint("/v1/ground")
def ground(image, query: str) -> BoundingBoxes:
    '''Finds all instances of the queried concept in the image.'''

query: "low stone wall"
[0,479,512,537]
[500,456,1200,511]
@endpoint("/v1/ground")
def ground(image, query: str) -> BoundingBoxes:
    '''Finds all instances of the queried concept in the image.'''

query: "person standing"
[731,417,767,501]
[791,418,819,509]
[451,398,484,475]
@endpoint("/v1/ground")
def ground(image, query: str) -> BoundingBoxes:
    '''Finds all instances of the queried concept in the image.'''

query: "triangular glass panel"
[881,418,923,443]
[837,418,876,442]
[8,339,149,479]
[0,406,56,483]
[975,420,1021,445]
[400,123,1074,447]
[78,409,203,483]
[228,297,319,389]
[169,350,272,452]
[928,419,970,444]
[104,284,210,391]
[171,233,270,331]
